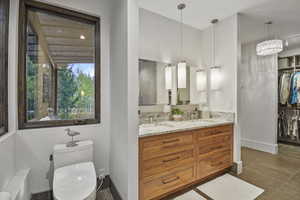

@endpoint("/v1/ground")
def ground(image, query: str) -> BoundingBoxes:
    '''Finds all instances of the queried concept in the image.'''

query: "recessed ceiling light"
[80,35,85,40]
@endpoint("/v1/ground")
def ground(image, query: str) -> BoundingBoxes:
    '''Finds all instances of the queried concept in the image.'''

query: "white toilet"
[53,140,97,200]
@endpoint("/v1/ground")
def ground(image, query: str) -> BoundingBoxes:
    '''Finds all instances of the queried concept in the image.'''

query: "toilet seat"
[53,162,97,200]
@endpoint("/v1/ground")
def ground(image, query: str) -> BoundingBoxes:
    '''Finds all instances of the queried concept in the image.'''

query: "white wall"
[110,0,139,199]
[0,0,18,191]
[238,14,278,154]
[279,47,300,57]
[139,8,202,66]
[0,133,16,190]
[139,8,204,104]
[8,0,112,193]
[200,15,238,113]
[200,15,241,164]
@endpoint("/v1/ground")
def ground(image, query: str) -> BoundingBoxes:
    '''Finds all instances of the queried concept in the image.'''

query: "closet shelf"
[278,66,300,71]
[279,105,300,110]
[278,137,300,146]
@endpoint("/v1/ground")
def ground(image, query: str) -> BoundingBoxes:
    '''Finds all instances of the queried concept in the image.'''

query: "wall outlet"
[98,168,105,178]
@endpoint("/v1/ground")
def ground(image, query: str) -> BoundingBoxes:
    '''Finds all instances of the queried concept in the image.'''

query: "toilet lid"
[53,162,96,200]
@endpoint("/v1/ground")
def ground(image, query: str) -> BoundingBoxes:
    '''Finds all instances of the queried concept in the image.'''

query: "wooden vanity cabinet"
[139,124,233,200]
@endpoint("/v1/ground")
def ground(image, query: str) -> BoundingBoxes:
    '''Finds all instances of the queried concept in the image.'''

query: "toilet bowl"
[53,162,97,200]
[52,140,96,200]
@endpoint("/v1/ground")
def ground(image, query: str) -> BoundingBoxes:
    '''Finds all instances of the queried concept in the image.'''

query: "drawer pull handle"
[211,145,223,150]
[162,156,180,163]
[162,139,180,144]
[211,130,223,134]
[162,176,180,184]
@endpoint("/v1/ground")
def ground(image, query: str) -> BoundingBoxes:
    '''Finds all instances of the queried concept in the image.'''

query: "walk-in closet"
[278,54,300,145]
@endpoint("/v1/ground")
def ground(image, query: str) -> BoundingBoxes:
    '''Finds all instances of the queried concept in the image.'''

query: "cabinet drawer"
[197,150,232,179]
[141,132,193,161]
[194,125,233,138]
[142,150,194,179]
[197,133,232,155]
[142,166,195,200]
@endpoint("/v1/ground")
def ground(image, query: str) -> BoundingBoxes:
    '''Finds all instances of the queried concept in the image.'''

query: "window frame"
[0,0,9,136]
[18,0,101,129]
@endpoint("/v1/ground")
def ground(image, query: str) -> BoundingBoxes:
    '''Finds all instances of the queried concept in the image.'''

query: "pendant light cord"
[180,7,183,60]
[211,19,218,67]
[212,23,215,67]
[177,3,186,62]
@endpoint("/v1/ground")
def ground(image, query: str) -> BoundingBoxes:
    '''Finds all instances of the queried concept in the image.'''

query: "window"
[0,0,9,136]
[18,0,100,129]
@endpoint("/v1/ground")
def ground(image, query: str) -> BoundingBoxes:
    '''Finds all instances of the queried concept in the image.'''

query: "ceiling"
[28,9,95,67]
[240,0,300,47]
[138,0,273,30]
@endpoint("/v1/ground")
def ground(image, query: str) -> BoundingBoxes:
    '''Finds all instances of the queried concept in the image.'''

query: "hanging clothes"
[290,72,300,105]
[279,73,291,105]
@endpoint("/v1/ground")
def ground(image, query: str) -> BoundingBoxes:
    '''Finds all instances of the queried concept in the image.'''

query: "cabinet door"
[142,150,194,179]
[142,165,196,200]
[141,132,193,161]
[197,149,232,179]
[197,133,232,155]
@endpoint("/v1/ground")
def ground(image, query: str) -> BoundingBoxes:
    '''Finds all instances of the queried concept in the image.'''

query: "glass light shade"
[210,67,221,90]
[165,66,173,90]
[196,70,207,92]
[177,62,187,89]
[256,39,283,56]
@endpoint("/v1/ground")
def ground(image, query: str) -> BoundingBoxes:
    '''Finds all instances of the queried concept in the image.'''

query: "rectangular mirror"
[139,59,190,106]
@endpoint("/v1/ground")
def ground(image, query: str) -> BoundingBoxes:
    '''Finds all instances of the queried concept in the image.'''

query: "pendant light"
[177,3,187,89]
[256,21,283,56]
[196,69,207,92]
[210,19,221,91]
[165,64,173,90]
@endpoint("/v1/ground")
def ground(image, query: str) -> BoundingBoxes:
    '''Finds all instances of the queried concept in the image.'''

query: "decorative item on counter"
[172,108,184,121]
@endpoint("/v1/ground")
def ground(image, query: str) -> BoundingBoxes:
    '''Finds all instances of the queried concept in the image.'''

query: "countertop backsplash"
[139,104,235,124]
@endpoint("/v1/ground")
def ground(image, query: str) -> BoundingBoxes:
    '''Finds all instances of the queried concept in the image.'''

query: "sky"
[69,63,95,77]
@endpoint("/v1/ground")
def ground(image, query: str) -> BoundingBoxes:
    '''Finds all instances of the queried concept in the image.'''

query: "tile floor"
[237,144,300,200]
[33,144,300,200]
[31,188,114,200]
[167,143,300,200]
[97,188,114,200]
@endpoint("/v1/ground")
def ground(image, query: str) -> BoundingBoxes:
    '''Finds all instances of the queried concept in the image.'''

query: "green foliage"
[26,58,95,120]
[57,66,94,120]
[26,57,38,120]
[171,108,183,115]
[57,67,79,119]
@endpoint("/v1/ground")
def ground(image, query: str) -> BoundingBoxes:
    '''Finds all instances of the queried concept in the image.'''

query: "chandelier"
[256,21,283,56]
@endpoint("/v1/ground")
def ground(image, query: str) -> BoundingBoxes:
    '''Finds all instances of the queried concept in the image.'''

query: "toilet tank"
[53,140,94,170]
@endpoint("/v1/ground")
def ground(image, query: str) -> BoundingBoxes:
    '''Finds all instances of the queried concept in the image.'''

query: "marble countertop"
[139,119,234,138]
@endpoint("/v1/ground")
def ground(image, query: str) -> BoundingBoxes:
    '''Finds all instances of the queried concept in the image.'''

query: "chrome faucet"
[148,116,154,124]
[65,128,80,147]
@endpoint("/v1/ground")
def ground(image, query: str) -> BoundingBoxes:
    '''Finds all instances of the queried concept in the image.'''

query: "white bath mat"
[174,190,206,200]
[197,174,264,200]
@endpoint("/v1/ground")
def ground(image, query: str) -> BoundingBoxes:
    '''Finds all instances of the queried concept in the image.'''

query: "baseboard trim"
[108,176,122,200]
[231,161,243,175]
[242,138,278,154]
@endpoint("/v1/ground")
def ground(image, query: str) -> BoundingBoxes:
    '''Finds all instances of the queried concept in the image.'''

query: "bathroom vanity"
[139,120,234,200]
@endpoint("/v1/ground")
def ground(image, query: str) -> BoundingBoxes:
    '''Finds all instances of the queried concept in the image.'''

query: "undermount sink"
[139,118,233,137]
